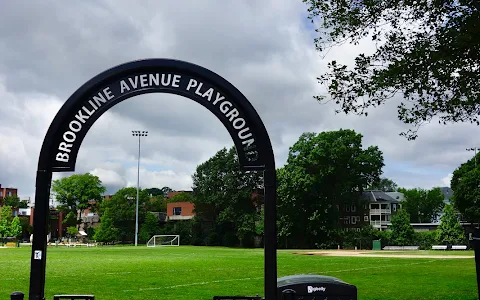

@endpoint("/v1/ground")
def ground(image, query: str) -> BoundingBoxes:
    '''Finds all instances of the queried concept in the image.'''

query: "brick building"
[0,184,18,205]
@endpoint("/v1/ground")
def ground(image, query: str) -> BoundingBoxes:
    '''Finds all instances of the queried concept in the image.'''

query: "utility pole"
[132,130,148,246]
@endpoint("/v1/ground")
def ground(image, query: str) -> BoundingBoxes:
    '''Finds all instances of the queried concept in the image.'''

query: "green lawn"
[1,246,477,300]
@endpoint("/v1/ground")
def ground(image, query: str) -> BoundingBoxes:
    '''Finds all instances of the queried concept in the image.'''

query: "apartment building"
[341,190,401,231]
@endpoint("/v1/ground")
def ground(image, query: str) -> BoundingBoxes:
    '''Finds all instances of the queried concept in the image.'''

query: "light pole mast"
[132,130,148,246]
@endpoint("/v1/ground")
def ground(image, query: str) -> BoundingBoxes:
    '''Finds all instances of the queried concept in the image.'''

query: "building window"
[173,207,182,216]
[363,204,367,209]
[346,205,350,212]
[364,216,369,222]
[351,216,357,224]
[0,191,2,197]
[344,216,350,224]
[7,191,11,196]
[393,204,397,211]
[371,204,379,209]
[351,205,356,212]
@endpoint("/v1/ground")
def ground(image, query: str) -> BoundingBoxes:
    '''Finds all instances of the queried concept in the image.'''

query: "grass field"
[1,246,477,300]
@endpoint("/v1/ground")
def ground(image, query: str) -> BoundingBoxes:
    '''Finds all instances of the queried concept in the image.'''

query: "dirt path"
[292,250,474,259]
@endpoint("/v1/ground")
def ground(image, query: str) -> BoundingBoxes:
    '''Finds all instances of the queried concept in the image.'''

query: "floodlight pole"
[132,130,148,246]
[466,147,480,168]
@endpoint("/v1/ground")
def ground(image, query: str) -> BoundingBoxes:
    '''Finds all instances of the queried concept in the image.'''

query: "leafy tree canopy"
[397,187,445,223]
[390,209,415,246]
[98,187,151,242]
[51,173,106,222]
[304,0,480,140]
[168,192,194,203]
[368,177,398,192]
[145,187,174,197]
[3,195,21,208]
[277,129,384,248]
[451,152,480,223]
[192,147,263,247]
[436,204,465,244]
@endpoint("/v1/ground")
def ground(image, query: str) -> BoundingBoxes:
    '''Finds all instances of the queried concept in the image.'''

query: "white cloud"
[0,0,477,202]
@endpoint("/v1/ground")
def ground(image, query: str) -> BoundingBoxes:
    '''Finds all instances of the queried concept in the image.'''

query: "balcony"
[168,215,194,221]
[369,209,391,214]
[370,220,389,226]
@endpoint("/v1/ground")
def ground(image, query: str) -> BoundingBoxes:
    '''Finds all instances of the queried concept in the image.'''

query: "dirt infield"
[292,250,474,259]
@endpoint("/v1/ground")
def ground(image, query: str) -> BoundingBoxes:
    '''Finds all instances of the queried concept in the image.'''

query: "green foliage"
[94,208,119,243]
[398,187,445,223]
[66,226,79,237]
[192,147,263,247]
[139,212,160,242]
[368,177,398,192]
[3,195,20,208]
[145,187,173,197]
[168,192,194,203]
[390,209,415,246]
[145,196,167,212]
[304,0,480,140]
[9,217,22,238]
[0,206,13,237]
[413,231,437,250]
[436,204,466,245]
[97,187,151,242]
[451,154,480,223]
[62,211,78,227]
[158,220,194,245]
[277,130,384,248]
[52,173,106,228]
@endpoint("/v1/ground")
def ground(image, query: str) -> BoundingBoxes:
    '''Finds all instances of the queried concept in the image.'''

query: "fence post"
[10,292,24,300]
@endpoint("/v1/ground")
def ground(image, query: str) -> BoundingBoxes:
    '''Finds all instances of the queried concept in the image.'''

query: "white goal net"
[146,235,180,247]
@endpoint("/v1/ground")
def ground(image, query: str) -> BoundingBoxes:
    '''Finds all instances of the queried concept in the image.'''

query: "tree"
[0,206,13,238]
[3,195,20,208]
[97,187,151,242]
[368,177,398,192]
[145,196,167,212]
[390,209,415,246]
[277,129,384,248]
[304,0,480,140]
[451,154,480,224]
[66,226,79,238]
[192,147,264,247]
[139,212,160,242]
[9,217,22,239]
[93,207,119,243]
[168,192,194,203]
[51,173,106,229]
[146,187,174,197]
[397,187,445,223]
[436,204,465,245]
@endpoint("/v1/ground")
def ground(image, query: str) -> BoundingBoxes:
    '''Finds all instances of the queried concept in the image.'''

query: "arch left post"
[28,170,53,300]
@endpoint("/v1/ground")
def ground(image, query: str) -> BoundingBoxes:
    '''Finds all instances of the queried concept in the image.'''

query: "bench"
[432,245,447,250]
[383,246,419,251]
[452,245,467,250]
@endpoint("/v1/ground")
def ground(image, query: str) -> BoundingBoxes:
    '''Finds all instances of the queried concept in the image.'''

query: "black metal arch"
[29,59,277,300]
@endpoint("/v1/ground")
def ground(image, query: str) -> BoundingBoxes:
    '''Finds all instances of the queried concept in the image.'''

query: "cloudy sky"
[0,1,476,201]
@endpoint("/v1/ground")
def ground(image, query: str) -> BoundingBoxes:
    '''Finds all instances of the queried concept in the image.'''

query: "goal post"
[146,235,180,247]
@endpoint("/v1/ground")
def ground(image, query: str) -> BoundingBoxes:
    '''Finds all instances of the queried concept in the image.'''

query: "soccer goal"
[146,235,180,247]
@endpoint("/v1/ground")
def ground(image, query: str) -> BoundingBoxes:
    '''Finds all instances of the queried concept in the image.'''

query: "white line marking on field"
[123,276,264,292]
